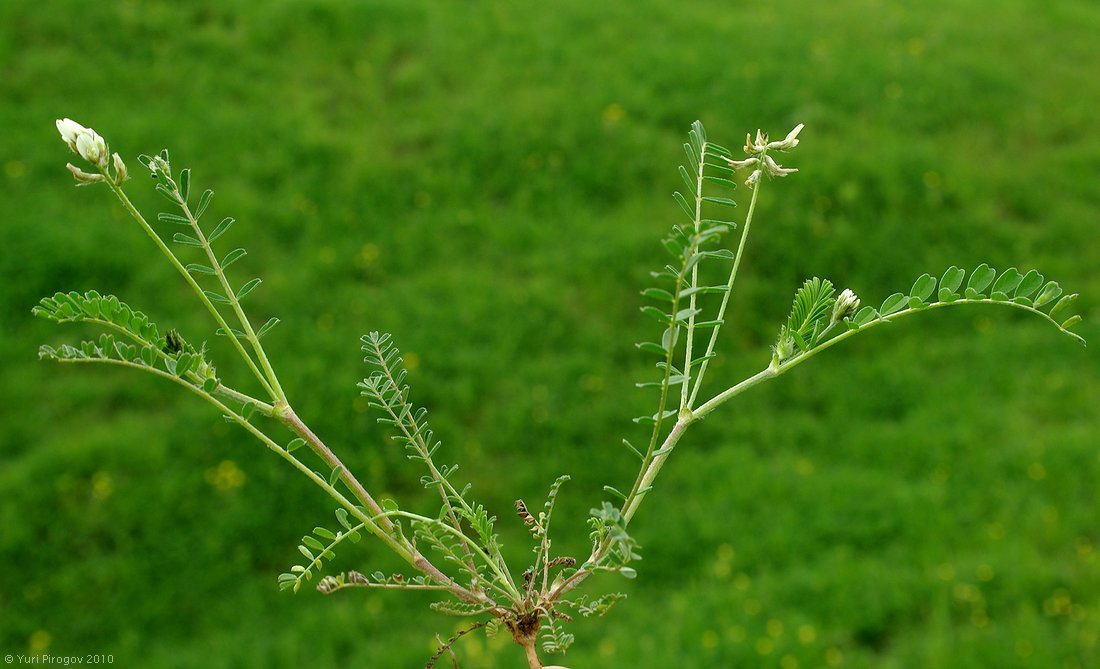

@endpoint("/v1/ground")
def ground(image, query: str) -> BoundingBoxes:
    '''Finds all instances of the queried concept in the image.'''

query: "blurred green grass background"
[2,0,1098,667]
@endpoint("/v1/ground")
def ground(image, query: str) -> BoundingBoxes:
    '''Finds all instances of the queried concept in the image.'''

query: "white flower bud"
[75,129,107,167]
[66,162,105,186]
[56,118,86,150]
[831,288,860,324]
[744,169,762,189]
[767,123,804,151]
[112,152,129,184]
[57,118,108,167]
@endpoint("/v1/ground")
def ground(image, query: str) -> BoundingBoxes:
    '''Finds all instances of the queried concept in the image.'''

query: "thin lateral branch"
[105,180,276,398]
[369,343,479,578]
[175,189,287,402]
[687,163,763,408]
[426,621,488,669]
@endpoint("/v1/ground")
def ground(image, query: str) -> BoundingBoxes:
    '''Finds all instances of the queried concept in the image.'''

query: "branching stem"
[105,179,276,399]
[687,157,764,409]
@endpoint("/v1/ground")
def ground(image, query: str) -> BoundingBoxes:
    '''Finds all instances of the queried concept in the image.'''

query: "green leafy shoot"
[771,264,1085,369]
[778,277,837,353]
[279,520,365,594]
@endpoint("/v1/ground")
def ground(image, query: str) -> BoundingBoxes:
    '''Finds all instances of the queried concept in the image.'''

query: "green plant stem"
[370,348,479,577]
[105,180,277,398]
[679,139,709,411]
[279,408,393,534]
[384,510,523,603]
[686,168,764,409]
[275,408,484,601]
[56,354,486,602]
[778,297,1081,373]
[175,192,287,403]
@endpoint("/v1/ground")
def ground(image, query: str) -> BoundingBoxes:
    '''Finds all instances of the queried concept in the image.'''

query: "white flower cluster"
[726,123,804,189]
[830,288,861,325]
[55,118,127,186]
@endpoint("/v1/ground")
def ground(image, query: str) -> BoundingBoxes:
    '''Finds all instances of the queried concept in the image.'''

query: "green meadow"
[2,0,1098,667]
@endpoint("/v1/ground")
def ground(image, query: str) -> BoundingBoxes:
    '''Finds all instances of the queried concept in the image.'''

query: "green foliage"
[779,277,838,353]
[15,3,1098,666]
[34,291,161,343]
[539,614,575,655]
[770,264,1085,369]
[587,502,641,578]
[279,515,364,594]
[634,121,736,422]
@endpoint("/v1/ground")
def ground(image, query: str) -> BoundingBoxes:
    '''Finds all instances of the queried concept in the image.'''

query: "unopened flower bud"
[112,152,129,184]
[56,118,108,167]
[66,162,105,186]
[831,288,860,324]
[745,169,762,189]
[773,333,795,362]
[56,118,85,150]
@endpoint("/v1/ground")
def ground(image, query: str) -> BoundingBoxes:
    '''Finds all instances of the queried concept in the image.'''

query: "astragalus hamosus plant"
[37,118,1085,668]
